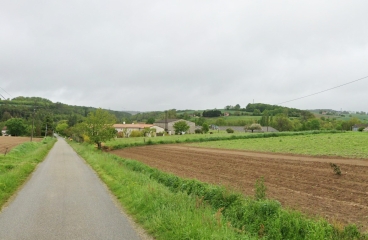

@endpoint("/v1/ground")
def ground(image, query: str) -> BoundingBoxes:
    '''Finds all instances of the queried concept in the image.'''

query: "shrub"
[330,163,341,175]
[202,123,209,134]
[130,130,143,137]
[255,177,267,200]
[195,129,202,134]
[226,128,234,133]
[116,132,124,138]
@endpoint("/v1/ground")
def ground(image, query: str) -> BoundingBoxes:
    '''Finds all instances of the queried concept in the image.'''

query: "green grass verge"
[0,137,57,207]
[70,142,366,239]
[106,130,343,150]
[190,131,368,159]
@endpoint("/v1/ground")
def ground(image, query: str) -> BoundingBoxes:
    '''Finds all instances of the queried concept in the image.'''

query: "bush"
[130,130,143,137]
[255,176,267,200]
[202,123,209,133]
[358,127,365,132]
[195,129,202,134]
[226,128,234,133]
[330,163,341,175]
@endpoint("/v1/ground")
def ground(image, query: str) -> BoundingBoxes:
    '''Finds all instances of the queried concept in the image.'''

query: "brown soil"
[112,144,368,231]
[0,136,41,153]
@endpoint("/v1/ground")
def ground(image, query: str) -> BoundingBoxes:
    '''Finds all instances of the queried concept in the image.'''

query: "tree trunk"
[97,142,102,149]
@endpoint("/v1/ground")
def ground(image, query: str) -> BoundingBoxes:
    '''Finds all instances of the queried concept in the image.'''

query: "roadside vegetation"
[69,142,366,239]
[190,131,368,159]
[0,137,56,208]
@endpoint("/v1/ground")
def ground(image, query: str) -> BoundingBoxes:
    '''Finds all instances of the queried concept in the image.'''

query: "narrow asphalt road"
[0,137,143,240]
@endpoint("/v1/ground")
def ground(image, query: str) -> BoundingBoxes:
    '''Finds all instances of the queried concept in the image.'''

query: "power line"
[0,87,12,98]
[276,75,368,105]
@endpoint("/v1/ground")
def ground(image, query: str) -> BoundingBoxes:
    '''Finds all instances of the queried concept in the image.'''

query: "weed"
[255,176,267,200]
[215,207,224,227]
[330,163,342,175]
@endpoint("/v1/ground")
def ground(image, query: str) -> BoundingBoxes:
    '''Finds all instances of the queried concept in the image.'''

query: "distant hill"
[0,96,131,123]
[124,111,141,115]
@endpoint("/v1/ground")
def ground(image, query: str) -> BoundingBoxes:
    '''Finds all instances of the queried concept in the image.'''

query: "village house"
[113,123,164,137]
[352,124,368,131]
[1,126,8,136]
[154,119,195,135]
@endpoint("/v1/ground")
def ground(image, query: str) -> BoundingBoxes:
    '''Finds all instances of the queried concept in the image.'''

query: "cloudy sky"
[1,1,367,112]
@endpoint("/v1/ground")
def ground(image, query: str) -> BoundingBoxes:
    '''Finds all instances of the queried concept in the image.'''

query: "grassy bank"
[0,137,56,208]
[190,131,368,158]
[106,130,343,150]
[70,142,366,239]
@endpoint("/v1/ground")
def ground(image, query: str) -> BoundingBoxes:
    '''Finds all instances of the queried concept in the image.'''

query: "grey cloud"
[1,1,368,112]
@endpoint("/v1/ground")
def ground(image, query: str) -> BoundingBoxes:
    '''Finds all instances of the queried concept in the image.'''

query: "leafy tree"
[202,123,209,133]
[306,119,321,130]
[260,110,270,126]
[291,118,302,131]
[42,115,54,137]
[203,110,222,117]
[1,111,12,122]
[167,109,177,119]
[68,114,78,127]
[253,109,261,116]
[173,121,190,135]
[234,104,241,110]
[247,123,262,133]
[195,117,206,126]
[146,117,155,124]
[5,118,28,136]
[81,109,116,149]
[272,114,293,131]
[56,122,69,135]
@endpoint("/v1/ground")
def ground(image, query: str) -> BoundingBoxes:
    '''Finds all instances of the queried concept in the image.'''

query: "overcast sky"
[1,1,367,112]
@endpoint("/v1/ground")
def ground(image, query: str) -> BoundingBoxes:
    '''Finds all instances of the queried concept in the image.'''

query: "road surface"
[0,137,144,240]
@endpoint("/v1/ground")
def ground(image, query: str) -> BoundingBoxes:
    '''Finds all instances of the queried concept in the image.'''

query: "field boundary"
[107,130,344,150]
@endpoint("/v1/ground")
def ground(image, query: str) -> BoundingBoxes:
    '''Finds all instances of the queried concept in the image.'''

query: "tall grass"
[0,137,56,207]
[106,130,343,150]
[70,142,366,239]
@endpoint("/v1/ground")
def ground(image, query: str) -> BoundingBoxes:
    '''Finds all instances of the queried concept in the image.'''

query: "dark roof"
[154,119,181,123]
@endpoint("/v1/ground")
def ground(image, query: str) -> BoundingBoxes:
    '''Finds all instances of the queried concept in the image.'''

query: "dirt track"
[112,145,368,231]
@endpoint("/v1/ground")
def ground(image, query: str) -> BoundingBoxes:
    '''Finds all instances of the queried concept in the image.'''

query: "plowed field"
[0,136,41,153]
[112,145,368,231]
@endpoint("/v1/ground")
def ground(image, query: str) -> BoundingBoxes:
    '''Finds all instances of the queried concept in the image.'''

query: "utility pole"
[165,111,168,133]
[31,109,35,142]
[45,125,47,137]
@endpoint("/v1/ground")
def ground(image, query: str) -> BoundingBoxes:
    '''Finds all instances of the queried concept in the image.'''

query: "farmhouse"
[1,126,8,136]
[113,124,164,137]
[352,124,368,131]
[154,119,195,134]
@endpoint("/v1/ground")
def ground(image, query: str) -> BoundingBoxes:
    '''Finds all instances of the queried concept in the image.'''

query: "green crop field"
[190,132,368,159]
[105,131,253,149]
